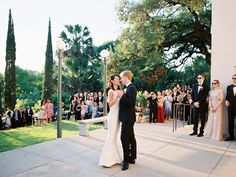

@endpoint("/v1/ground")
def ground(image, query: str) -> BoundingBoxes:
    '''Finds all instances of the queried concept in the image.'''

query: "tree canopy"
[15,66,43,107]
[109,0,211,87]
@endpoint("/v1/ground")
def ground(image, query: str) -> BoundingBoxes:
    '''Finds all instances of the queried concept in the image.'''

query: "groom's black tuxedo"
[226,84,236,139]
[191,82,209,134]
[119,83,137,163]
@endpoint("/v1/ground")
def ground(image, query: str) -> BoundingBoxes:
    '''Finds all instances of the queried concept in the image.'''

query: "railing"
[172,103,192,132]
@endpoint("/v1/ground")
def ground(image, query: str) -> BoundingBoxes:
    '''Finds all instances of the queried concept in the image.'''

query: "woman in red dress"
[157,91,165,123]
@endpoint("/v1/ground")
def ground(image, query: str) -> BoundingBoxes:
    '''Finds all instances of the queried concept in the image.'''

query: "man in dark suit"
[172,87,180,117]
[118,70,137,171]
[190,74,210,137]
[147,92,157,123]
[225,74,236,141]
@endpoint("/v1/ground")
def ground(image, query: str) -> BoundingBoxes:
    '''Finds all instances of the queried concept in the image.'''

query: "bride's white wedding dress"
[98,90,122,167]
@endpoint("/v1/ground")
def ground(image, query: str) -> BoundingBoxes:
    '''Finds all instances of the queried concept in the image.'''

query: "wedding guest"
[87,98,94,119]
[205,80,224,141]
[67,99,76,120]
[27,106,34,125]
[92,101,98,118]
[80,100,87,119]
[147,92,157,123]
[0,114,4,130]
[46,99,54,124]
[157,91,165,123]
[190,74,210,137]
[38,100,47,125]
[225,74,236,141]
[5,109,12,129]
[95,102,104,118]
[164,90,173,120]
[172,87,180,116]
[96,91,104,105]
[20,106,27,127]
[11,108,19,128]
[135,102,143,122]
[75,100,82,120]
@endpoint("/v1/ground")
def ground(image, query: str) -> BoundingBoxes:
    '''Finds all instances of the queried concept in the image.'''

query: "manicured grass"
[0,120,103,152]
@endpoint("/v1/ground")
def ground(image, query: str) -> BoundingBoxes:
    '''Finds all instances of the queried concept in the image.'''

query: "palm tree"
[60,24,94,92]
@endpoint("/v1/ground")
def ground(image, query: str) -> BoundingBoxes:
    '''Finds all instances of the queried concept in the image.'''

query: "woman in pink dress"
[205,80,224,141]
[39,100,47,125]
[46,99,54,124]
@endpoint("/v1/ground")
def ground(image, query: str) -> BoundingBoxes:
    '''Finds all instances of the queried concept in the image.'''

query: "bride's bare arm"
[108,90,118,108]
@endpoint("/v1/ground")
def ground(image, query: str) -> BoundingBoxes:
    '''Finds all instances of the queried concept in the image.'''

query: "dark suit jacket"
[119,83,137,124]
[172,91,180,103]
[147,96,157,110]
[191,83,209,107]
[226,84,236,115]
[96,96,104,104]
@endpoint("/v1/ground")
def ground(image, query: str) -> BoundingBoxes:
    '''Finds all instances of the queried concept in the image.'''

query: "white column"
[212,0,236,136]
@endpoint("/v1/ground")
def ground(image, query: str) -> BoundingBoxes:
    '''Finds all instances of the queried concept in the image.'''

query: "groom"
[118,70,137,171]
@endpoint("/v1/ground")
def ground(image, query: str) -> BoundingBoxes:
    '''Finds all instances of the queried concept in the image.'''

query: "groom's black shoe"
[197,133,204,137]
[121,161,129,170]
[225,136,234,141]
[189,132,198,136]
[129,159,135,164]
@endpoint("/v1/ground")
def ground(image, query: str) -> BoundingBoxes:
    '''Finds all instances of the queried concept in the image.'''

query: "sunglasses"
[212,83,217,85]
[232,77,236,80]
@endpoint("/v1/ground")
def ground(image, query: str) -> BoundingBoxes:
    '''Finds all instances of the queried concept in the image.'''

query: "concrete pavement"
[0,120,235,177]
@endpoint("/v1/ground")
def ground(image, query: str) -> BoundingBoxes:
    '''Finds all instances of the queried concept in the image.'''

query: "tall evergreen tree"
[4,9,16,110]
[0,74,4,113]
[43,18,53,100]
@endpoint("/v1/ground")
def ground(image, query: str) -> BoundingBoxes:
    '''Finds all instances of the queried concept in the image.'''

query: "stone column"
[212,0,236,137]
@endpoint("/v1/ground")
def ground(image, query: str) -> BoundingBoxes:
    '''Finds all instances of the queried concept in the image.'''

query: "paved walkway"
[0,120,236,177]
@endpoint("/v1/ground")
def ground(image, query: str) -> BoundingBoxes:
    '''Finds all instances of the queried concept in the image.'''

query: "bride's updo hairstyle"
[109,74,121,91]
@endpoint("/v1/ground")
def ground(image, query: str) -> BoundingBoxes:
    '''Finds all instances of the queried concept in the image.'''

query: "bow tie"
[198,84,202,86]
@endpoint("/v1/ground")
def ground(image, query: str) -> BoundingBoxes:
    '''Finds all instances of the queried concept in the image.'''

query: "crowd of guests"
[0,106,34,130]
[67,91,105,121]
[142,73,236,142]
[0,99,54,130]
[144,85,192,124]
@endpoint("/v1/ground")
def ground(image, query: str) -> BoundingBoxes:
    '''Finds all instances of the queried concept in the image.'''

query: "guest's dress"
[38,105,47,124]
[157,96,165,123]
[46,103,54,121]
[164,96,173,118]
[205,89,224,141]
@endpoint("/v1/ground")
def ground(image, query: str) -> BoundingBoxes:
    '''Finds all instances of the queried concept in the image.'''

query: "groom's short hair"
[121,70,133,81]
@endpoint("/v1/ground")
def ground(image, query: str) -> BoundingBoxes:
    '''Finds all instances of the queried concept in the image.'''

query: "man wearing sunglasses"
[225,74,236,141]
[190,74,210,137]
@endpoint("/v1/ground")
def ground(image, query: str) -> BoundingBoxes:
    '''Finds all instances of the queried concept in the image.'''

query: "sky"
[0,0,122,73]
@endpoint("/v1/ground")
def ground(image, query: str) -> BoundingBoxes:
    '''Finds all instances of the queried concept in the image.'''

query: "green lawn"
[0,120,103,152]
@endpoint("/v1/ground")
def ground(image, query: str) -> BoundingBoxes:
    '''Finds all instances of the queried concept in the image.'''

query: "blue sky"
[0,0,122,73]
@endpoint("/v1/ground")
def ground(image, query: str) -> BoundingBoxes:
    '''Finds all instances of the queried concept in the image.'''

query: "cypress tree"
[0,75,4,113]
[43,18,53,100]
[4,9,16,110]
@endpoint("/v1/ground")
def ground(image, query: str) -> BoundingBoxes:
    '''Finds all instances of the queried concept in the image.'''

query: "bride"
[98,74,122,167]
